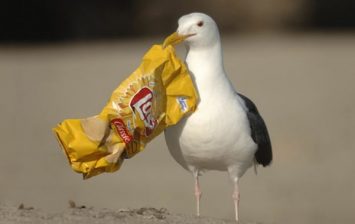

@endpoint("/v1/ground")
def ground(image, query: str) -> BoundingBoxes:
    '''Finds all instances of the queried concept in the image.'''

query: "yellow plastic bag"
[53,33,198,179]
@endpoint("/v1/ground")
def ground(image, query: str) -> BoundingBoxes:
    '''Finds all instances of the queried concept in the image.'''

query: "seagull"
[164,12,272,222]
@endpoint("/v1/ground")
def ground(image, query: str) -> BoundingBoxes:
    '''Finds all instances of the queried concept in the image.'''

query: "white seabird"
[164,12,273,222]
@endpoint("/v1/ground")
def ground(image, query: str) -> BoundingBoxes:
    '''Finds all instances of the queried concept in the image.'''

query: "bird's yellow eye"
[197,21,204,27]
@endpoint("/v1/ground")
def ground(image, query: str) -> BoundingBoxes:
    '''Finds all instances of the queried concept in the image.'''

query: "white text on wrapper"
[130,87,157,136]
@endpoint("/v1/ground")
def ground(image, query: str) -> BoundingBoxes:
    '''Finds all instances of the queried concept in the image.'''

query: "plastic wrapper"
[53,33,198,179]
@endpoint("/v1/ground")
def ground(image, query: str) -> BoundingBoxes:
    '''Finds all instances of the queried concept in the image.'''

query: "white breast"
[165,89,257,174]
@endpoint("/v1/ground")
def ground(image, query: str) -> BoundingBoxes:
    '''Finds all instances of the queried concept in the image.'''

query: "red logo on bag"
[111,118,132,144]
[130,87,157,136]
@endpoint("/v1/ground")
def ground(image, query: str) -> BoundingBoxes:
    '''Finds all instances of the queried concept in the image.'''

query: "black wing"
[237,93,272,166]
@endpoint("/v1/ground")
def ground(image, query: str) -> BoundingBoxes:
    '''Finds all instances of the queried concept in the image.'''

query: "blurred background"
[1,1,354,224]
[2,0,355,41]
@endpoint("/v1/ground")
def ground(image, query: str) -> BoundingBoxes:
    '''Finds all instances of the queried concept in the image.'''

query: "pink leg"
[232,178,240,222]
[194,172,202,217]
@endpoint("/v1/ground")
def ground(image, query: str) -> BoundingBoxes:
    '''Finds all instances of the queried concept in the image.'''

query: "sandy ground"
[0,33,354,224]
[0,204,239,224]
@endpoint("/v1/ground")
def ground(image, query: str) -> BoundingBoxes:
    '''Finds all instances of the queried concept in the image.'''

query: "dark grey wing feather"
[237,93,272,166]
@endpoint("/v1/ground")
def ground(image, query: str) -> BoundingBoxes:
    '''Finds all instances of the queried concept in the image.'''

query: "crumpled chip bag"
[53,33,198,179]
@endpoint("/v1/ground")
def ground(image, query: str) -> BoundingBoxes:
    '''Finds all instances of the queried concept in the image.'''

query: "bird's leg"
[232,178,240,222]
[193,171,202,217]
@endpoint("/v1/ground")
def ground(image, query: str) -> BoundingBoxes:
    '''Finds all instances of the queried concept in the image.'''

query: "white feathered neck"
[185,40,235,106]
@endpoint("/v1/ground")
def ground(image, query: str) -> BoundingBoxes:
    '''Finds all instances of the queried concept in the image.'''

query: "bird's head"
[163,13,220,49]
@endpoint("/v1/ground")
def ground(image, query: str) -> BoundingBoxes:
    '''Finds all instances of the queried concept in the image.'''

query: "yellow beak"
[163,32,195,48]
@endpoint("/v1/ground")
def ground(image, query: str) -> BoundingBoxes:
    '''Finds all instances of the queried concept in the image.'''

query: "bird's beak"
[163,32,196,48]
